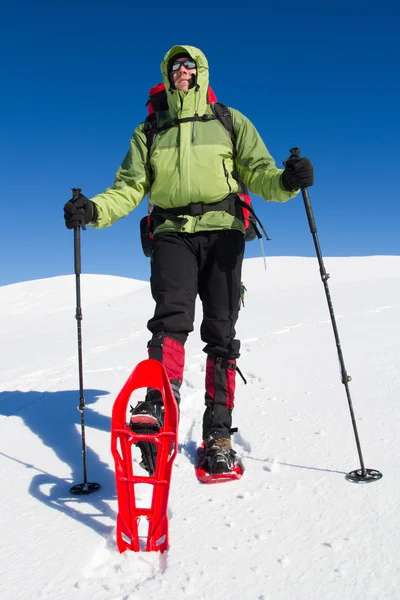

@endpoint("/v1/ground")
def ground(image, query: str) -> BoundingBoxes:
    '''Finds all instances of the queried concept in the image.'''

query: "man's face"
[170,57,197,92]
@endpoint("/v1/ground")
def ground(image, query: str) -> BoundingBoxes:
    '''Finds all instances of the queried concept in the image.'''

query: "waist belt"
[152,194,239,223]
[151,194,269,240]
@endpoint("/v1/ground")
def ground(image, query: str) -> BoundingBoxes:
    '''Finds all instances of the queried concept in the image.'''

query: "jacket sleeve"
[229,108,299,203]
[89,123,151,229]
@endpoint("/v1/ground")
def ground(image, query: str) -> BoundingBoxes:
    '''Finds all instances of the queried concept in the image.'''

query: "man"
[239,282,247,309]
[64,45,313,475]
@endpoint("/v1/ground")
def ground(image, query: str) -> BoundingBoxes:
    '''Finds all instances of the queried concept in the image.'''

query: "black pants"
[148,230,244,357]
[147,231,244,439]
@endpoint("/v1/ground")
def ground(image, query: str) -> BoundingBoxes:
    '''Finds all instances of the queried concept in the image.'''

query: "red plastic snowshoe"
[195,443,244,484]
[111,359,178,553]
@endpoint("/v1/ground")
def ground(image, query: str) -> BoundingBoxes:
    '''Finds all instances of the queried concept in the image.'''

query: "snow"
[0,256,399,600]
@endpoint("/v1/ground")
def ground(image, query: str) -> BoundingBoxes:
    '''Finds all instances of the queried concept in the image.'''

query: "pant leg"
[197,230,245,440]
[147,233,198,343]
[146,233,198,402]
[203,356,237,440]
[198,230,243,358]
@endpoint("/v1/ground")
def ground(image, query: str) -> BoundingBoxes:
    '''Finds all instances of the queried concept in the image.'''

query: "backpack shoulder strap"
[212,102,236,156]
[144,113,157,153]
[212,102,246,192]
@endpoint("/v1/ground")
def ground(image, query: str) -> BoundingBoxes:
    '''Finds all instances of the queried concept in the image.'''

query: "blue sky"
[1,0,399,286]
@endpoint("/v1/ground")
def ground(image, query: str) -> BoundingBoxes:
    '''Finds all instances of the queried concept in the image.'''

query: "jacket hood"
[161,45,209,114]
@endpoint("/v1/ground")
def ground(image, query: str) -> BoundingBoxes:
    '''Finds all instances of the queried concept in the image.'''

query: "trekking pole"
[289,148,382,483]
[69,187,101,495]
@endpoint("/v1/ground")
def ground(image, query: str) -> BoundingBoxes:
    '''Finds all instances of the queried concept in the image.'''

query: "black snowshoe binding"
[129,399,164,476]
[204,437,236,475]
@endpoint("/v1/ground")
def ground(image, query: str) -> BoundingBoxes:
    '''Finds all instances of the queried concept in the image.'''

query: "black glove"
[63,194,96,230]
[281,155,314,191]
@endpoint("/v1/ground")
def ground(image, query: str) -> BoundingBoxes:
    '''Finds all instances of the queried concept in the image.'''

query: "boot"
[130,393,164,476]
[204,436,236,474]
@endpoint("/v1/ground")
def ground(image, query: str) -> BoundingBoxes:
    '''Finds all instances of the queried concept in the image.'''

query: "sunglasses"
[171,59,197,71]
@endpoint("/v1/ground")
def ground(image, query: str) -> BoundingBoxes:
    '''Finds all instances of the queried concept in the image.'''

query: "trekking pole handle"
[289,147,317,234]
[71,187,82,201]
[289,146,301,160]
[71,187,82,275]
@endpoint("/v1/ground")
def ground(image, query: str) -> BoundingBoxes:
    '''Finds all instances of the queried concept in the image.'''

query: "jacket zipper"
[222,160,232,193]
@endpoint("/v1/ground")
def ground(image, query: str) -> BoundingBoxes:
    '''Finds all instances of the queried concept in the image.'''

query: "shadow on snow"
[0,388,117,538]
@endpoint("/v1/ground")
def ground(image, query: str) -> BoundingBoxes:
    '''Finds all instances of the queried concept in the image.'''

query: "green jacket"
[90,45,299,234]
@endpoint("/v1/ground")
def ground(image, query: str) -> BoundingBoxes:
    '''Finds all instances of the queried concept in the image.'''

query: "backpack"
[140,83,269,257]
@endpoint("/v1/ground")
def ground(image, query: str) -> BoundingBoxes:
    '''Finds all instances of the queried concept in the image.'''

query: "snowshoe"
[195,439,244,484]
[130,400,164,476]
[111,358,179,553]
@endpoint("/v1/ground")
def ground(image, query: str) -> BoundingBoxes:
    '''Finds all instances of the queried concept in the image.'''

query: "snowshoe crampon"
[111,359,178,553]
[195,443,244,484]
